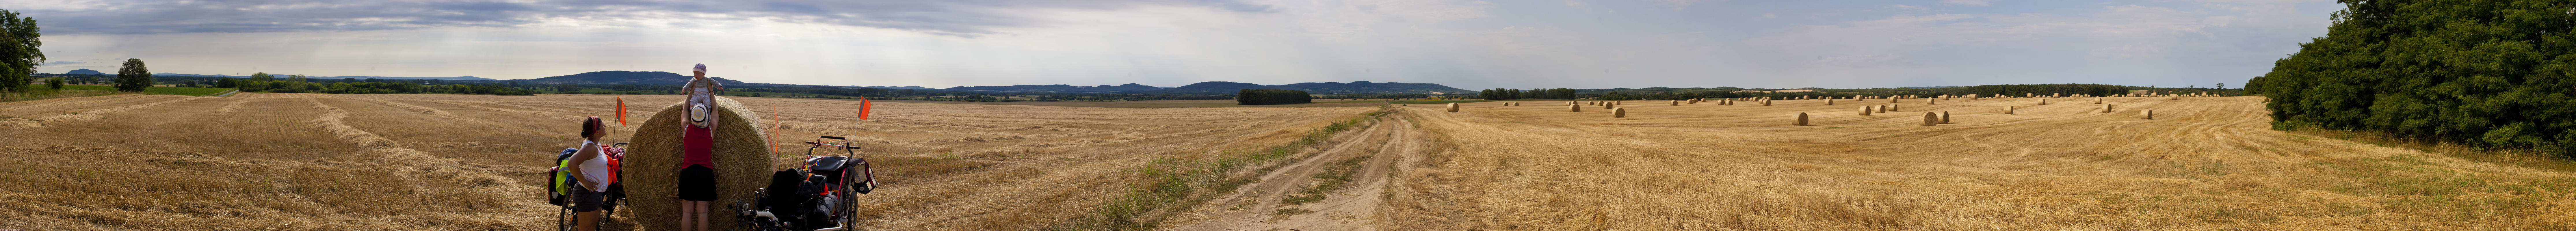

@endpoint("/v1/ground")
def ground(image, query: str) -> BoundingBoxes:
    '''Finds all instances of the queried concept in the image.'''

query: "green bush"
[1235,89,1311,105]
[2250,0,2576,157]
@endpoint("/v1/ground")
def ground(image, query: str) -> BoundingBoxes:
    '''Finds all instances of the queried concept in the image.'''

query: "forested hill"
[2247,1,2576,156]
[525,71,750,85]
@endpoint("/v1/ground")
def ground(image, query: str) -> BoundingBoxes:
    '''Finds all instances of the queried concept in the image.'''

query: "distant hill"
[526,71,747,85]
[1155,81,1467,94]
[945,83,1167,93]
[147,72,498,81]
[62,69,105,75]
[849,85,934,89]
[933,81,1465,94]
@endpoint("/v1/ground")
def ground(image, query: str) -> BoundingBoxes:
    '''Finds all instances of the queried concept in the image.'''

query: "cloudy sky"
[4,0,2337,90]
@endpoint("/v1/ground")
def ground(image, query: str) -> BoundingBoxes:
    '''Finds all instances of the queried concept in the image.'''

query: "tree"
[0,10,38,94]
[215,78,235,88]
[287,74,306,83]
[2252,0,2576,157]
[114,58,148,92]
[44,77,60,89]
[249,72,272,82]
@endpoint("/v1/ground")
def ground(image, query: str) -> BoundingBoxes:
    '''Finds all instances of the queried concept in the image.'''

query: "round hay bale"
[1761,100,1772,106]
[2102,104,2114,113]
[1859,107,1872,116]
[1603,104,1614,109]
[623,96,774,230]
[2144,109,2156,119]
[1921,112,1938,126]
[1939,111,1951,124]
[1826,99,1836,105]
[1446,103,1460,112]
[2038,98,2048,105]
[1569,105,1582,112]
[1926,98,1936,105]
[1889,104,1900,111]
[1875,105,1886,113]
[2095,98,2103,104]
[2006,105,2016,115]
[1613,108,1627,118]
[1794,112,1809,126]
[1670,100,1679,106]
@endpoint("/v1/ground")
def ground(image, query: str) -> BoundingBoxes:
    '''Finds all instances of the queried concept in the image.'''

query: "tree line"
[2248,0,2576,157]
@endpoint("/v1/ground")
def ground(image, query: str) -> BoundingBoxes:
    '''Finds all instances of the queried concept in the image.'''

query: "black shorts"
[570,186,604,212]
[678,165,717,201]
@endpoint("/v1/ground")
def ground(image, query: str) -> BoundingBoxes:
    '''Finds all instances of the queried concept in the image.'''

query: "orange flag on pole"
[769,106,783,155]
[857,97,873,120]
[614,97,629,126]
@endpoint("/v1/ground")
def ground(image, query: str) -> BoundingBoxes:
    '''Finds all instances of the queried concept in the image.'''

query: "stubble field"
[4,93,2573,231]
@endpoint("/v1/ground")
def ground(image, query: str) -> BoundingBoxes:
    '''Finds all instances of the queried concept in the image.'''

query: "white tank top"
[577,140,612,192]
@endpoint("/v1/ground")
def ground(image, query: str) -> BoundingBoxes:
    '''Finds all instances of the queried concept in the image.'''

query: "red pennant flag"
[857,97,873,120]
[614,97,629,126]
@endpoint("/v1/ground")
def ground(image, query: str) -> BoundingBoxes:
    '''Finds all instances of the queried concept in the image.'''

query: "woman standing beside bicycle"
[566,116,615,231]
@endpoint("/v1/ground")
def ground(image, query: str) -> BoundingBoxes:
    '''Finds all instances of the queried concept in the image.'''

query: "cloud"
[1941,0,1995,6]
[1642,0,1703,10]
[41,61,88,65]
[1891,5,1931,11]
[5,0,1276,36]
[1740,3,2327,87]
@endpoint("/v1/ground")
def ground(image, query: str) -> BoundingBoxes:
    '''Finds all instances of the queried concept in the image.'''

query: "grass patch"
[1281,156,1369,205]
[1272,208,1315,217]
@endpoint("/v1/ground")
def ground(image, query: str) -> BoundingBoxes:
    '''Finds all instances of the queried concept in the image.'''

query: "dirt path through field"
[1165,111,1428,231]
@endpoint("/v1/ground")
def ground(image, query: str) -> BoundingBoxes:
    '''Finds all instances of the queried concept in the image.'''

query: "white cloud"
[1941,0,1995,6]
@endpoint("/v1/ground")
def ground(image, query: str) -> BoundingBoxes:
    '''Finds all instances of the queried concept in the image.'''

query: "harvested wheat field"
[0,93,1385,231]
[1381,98,2576,230]
[10,94,2576,231]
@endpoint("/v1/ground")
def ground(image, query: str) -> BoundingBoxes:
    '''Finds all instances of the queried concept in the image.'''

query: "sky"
[4,0,2341,90]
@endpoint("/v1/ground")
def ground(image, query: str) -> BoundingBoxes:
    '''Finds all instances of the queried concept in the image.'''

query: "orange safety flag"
[857,97,873,120]
[614,97,629,126]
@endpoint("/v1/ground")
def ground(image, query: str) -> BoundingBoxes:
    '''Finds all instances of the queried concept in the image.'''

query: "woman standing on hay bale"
[678,64,723,231]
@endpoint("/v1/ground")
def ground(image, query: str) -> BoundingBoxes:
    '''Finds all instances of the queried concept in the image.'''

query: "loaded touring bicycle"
[733,135,879,231]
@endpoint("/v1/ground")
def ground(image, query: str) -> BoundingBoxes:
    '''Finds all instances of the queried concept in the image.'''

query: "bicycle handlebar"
[804,141,860,150]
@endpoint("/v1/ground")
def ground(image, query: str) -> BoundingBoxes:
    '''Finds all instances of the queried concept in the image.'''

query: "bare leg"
[692,201,710,231]
[577,210,600,231]
[678,201,697,231]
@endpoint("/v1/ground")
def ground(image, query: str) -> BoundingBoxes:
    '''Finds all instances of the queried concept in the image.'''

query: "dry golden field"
[7,93,2576,231]
[0,93,1381,230]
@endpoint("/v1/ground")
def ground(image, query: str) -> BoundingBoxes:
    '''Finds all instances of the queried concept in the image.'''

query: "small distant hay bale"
[1926,98,1936,105]
[2038,98,2048,105]
[1670,100,1679,106]
[1875,105,1887,113]
[2095,98,2103,104]
[1603,104,1614,109]
[1826,99,1836,105]
[1569,105,1582,112]
[1613,108,1627,118]
[1446,103,1460,112]
[1794,112,1809,126]
[1761,100,1772,106]
[2102,104,2114,113]
[1920,112,1938,126]
[2006,105,2016,115]
[1939,111,1951,124]
[2144,109,2155,119]
[625,96,774,230]
[1888,104,1900,111]
[1858,107,1872,116]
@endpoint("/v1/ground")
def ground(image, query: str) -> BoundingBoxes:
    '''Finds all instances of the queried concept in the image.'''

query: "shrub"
[1235,89,1312,105]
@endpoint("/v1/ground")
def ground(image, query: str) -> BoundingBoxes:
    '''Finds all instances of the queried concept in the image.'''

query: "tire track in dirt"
[299,98,540,203]
[1,96,203,128]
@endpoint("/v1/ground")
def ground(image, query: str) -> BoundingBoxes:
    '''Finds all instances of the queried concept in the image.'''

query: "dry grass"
[1384,96,2576,230]
[0,93,1376,231]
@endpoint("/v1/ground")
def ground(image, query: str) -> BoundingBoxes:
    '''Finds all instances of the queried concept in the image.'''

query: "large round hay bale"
[1939,111,1951,124]
[623,96,774,230]
[1613,108,1627,118]
[1859,107,1872,116]
[1793,112,1809,126]
[1569,105,1582,112]
[1446,103,1460,112]
[1920,112,1938,126]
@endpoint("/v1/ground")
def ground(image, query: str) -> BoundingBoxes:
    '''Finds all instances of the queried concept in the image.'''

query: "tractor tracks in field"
[1169,113,1425,231]
[1,96,203,128]
[298,98,536,201]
